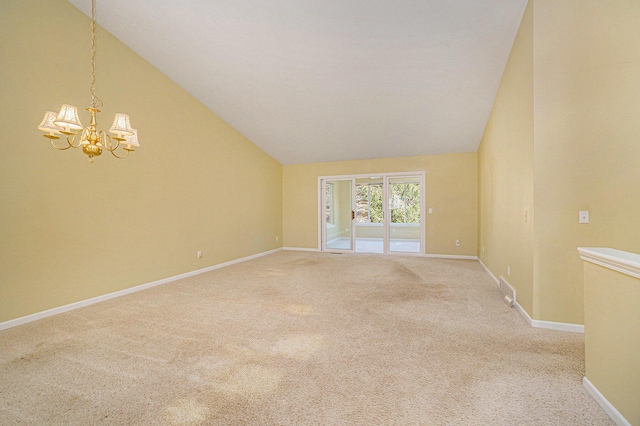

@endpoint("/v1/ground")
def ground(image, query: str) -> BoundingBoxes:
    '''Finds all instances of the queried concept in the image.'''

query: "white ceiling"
[68,0,527,165]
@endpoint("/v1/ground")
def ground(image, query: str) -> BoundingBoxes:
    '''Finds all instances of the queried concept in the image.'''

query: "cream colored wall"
[583,262,640,425]
[479,0,640,325]
[478,1,534,315]
[283,153,477,255]
[0,0,282,323]
[533,0,640,323]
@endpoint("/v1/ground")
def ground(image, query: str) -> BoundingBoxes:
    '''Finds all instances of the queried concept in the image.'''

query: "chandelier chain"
[90,0,103,109]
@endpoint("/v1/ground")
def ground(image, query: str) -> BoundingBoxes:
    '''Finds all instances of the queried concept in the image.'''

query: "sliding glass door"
[320,173,424,255]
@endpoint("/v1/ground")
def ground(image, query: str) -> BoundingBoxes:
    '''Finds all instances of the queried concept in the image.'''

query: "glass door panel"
[354,177,384,253]
[323,179,355,251]
[387,176,422,253]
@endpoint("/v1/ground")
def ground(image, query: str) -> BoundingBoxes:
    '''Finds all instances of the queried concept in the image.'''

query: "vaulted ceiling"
[68,0,527,165]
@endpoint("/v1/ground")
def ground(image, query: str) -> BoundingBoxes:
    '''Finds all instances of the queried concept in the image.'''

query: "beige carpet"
[0,251,612,425]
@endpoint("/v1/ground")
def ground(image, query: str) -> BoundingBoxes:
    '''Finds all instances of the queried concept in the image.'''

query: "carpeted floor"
[0,251,612,425]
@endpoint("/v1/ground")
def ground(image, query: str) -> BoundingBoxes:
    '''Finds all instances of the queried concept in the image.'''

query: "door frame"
[318,172,425,255]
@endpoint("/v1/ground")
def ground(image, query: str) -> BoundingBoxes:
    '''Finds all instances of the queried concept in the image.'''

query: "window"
[390,183,420,223]
[325,183,334,224]
[355,183,383,223]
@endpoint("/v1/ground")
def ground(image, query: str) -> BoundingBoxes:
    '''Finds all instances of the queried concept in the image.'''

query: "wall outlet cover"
[579,211,589,224]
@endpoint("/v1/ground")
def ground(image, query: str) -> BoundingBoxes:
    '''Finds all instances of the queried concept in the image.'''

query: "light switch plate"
[579,211,589,224]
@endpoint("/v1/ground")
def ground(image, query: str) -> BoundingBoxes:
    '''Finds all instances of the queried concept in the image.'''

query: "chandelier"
[37,0,139,163]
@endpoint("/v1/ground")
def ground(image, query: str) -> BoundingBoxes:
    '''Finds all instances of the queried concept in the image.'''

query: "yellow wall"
[533,0,640,323]
[478,0,534,315]
[583,262,640,425]
[479,0,640,325]
[283,153,477,256]
[0,0,283,323]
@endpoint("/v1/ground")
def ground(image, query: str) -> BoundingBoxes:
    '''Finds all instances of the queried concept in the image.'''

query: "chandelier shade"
[123,129,140,149]
[38,111,63,137]
[109,113,134,138]
[54,104,83,133]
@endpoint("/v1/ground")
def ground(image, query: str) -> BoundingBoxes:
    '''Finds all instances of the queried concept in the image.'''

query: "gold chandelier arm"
[49,130,82,150]
[101,132,129,159]
[49,138,75,151]
[72,128,87,148]
[102,132,120,152]
[109,147,130,159]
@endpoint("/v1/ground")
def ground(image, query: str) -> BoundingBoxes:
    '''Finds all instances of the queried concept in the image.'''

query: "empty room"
[1,0,638,424]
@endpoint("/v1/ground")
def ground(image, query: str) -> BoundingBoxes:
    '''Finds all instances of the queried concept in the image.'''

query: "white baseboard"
[517,301,583,333]
[515,301,533,325]
[423,254,479,260]
[282,247,321,252]
[0,248,283,332]
[478,258,499,285]
[583,377,631,426]
[532,319,584,333]
[478,258,584,333]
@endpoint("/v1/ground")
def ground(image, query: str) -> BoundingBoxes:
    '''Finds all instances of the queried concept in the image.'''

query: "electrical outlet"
[507,266,511,276]
[275,236,279,241]
[428,208,433,214]
[482,245,485,253]
[197,251,202,258]
[579,211,589,224]
[455,239,460,246]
